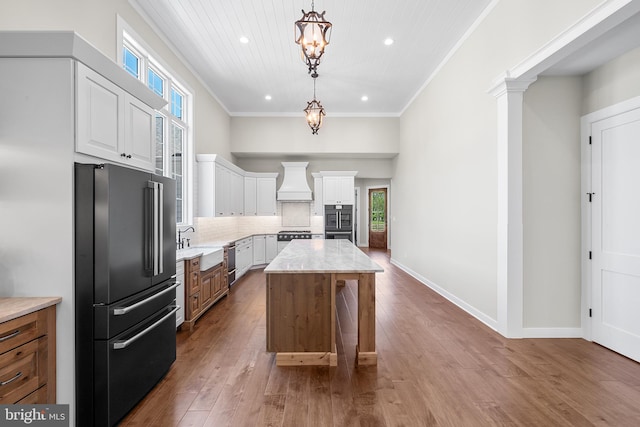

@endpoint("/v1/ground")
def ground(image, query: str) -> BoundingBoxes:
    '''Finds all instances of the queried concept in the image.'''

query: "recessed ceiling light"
[361,95,369,102]
[239,36,249,44]
[384,38,394,46]
[265,95,272,101]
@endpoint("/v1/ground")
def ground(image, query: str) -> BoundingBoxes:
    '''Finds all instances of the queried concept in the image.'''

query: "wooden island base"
[266,269,378,367]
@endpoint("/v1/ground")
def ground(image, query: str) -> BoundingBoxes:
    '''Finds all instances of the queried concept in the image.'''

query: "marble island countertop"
[264,239,383,274]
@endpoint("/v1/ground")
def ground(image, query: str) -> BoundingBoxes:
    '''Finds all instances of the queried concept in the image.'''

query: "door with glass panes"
[368,188,387,249]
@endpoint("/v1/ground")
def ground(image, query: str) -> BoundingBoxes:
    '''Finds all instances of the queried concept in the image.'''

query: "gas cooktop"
[277,230,311,241]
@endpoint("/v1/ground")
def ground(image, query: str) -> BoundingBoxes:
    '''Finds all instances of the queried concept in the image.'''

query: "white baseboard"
[390,257,499,332]
[521,327,583,338]
[390,257,585,339]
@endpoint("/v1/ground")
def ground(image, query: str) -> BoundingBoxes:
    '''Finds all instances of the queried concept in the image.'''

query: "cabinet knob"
[121,153,127,157]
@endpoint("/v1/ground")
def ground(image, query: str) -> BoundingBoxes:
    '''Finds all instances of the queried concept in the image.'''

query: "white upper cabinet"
[243,173,278,216]
[321,172,357,205]
[256,177,277,216]
[244,176,257,216]
[76,63,154,171]
[198,154,245,217]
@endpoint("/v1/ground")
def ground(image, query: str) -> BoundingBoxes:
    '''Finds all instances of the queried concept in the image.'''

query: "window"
[119,20,193,226]
[123,47,139,78]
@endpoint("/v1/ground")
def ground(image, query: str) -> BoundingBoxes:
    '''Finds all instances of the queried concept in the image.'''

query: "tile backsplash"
[190,202,323,244]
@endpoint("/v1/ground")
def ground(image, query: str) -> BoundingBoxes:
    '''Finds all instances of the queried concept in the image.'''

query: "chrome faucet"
[177,226,195,249]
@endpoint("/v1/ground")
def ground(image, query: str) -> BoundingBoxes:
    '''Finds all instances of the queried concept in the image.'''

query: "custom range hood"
[277,162,312,201]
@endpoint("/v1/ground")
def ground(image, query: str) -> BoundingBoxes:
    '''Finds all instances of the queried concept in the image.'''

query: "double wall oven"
[324,204,353,241]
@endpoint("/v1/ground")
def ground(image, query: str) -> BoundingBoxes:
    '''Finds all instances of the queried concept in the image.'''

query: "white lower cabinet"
[253,235,266,265]
[277,241,288,254]
[236,237,253,279]
[266,235,278,263]
[175,261,185,328]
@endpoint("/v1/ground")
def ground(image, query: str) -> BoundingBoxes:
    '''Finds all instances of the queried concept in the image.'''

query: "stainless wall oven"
[324,205,353,241]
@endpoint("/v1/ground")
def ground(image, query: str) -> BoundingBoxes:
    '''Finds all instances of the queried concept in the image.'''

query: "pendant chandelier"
[303,78,325,135]
[294,0,332,78]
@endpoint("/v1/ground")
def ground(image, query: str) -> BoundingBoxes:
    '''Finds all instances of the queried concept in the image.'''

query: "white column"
[490,76,536,338]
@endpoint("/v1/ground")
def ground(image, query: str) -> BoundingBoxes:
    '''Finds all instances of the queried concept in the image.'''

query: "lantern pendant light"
[295,0,332,77]
[304,78,325,135]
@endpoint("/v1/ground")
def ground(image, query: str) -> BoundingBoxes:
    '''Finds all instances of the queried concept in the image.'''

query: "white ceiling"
[129,0,492,116]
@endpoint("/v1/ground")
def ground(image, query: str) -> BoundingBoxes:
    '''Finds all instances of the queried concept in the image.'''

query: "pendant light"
[294,0,332,77]
[303,78,325,135]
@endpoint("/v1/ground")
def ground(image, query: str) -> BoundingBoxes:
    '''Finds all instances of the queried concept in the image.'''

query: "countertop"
[176,232,324,262]
[0,297,62,323]
[264,239,383,274]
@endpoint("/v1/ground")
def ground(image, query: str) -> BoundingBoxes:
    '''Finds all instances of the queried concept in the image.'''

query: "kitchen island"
[264,239,383,366]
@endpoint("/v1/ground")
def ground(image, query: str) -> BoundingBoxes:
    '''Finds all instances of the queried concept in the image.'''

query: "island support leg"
[356,273,377,365]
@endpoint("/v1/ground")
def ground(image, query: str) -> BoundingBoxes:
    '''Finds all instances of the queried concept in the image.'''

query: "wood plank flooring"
[121,249,640,426]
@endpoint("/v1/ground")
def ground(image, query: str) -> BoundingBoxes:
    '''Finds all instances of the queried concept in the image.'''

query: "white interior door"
[591,106,640,362]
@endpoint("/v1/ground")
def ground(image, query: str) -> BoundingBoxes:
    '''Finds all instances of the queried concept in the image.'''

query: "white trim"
[390,258,498,332]
[230,111,401,118]
[521,328,584,339]
[401,0,500,115]
[506,0,640,81]
[491,78,535,339]
[488,0,640,340]
[580,94,640,342]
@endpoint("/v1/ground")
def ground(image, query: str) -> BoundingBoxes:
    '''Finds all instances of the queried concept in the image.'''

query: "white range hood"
[277,162,312,201]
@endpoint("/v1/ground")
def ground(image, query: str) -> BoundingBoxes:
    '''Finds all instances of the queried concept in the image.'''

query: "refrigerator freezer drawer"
[93,281,178,340]
[93,305,177,426]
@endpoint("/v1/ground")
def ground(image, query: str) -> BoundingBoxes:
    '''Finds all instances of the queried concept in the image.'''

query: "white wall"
[230,116,399,159]
[522,76,583,329]
[582,45,640,115]
[0,58,75,418]
[393,0,602,323]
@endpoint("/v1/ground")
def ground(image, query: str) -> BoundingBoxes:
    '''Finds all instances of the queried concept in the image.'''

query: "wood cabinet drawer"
[0,311,47,356]
[188,258,200,270]
[189,293,201,317]
[16,384,48,404]
[189,271,200,294]
[0,337,47,404]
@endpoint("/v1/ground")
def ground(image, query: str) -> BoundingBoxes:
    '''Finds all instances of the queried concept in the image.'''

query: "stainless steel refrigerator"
[75,163,178,427]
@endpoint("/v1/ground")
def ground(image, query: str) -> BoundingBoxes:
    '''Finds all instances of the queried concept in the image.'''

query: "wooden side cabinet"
[181,257,228,331]
[0,299,59,404]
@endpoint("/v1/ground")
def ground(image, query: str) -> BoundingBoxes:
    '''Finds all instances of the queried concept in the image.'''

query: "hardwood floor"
[121,249,640,426]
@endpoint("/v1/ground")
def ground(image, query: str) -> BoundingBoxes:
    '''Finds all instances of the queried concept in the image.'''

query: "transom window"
[119,25,192,226]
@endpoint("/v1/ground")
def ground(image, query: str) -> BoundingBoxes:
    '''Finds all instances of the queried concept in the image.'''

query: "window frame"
[117,15,194,227]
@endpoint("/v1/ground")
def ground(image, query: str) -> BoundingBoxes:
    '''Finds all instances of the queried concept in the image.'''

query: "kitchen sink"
[197,246,224,271]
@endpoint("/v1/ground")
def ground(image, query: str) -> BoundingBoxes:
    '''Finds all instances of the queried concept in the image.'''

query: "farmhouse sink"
[197,246,224,271]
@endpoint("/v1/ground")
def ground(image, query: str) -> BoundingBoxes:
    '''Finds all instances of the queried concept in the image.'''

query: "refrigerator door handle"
[144,182,155,276]
[113,282,178,315]
[148,180,164,277]
[157,181,164,276]
[112,305,179,350]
